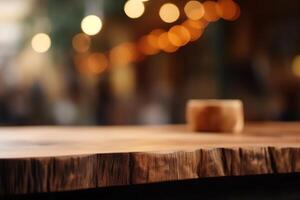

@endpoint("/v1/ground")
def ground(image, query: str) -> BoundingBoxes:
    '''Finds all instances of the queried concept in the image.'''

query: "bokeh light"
[74,53,108,75]
[217,0,240,21]
[183,19,208,30]
[138,36,158,55]
[138,29,164,55]
[187,19,207,29]
[184,1,205,20]
[124,0,145,19]
[159,3,180,23]
[87,53,108,74]
[81,15,102,36]
[110,42,139,66]
[232,5,241,21]
[168,25,191,47]
[148,29,164,48]
[31,33,51,53]
[158,32,178,53]
[203,1,220,22]
[292,55,300,77]
[182,20,204,41]
[72,33,91,53]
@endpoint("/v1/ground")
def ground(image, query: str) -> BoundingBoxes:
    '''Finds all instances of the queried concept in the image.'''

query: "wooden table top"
[1,122,300,194]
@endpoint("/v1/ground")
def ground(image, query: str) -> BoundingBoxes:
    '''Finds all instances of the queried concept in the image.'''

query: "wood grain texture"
[186,99,244,133]
[1,123,300,194]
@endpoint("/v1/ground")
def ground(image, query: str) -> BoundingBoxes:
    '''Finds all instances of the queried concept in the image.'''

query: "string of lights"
[30,0,241,75]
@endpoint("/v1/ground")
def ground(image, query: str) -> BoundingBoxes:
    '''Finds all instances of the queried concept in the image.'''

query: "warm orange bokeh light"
[231,5,241,21]
[72,33,91,53]
[158,32,178,53]
[138,36,158,55]
[87,53,108,74]
[203,1,220,22]
[182,20,204,41]
[168,25,191,47]
[74,52,108,75]
[74,1,241,69]
[183,19,208,30]
[110,42,139,66]
[148,29,164,49]
[217,0,240,21]
[184,1,205,20]
[138,29,164,55]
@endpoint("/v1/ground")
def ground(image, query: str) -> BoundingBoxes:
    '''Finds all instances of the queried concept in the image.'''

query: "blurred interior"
[0,0,300,125]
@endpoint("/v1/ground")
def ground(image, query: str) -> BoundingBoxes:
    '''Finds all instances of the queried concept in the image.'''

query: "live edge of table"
[1,122,300,196]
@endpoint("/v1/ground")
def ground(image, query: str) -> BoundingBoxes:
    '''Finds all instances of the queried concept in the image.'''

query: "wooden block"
[186,99,244,133]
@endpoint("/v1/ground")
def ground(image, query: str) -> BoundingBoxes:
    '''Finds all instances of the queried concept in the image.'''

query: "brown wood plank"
[0,122,300,194]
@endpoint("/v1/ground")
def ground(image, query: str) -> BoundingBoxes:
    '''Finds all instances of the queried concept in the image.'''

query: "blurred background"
[0,0,300,125]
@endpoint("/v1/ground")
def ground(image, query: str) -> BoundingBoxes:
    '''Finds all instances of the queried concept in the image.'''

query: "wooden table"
[1,122,300,198]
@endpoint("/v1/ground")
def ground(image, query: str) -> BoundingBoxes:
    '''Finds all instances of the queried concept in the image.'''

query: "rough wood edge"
[0,147,300,195]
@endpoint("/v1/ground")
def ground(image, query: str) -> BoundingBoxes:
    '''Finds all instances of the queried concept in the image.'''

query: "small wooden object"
[186,99,244,133]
